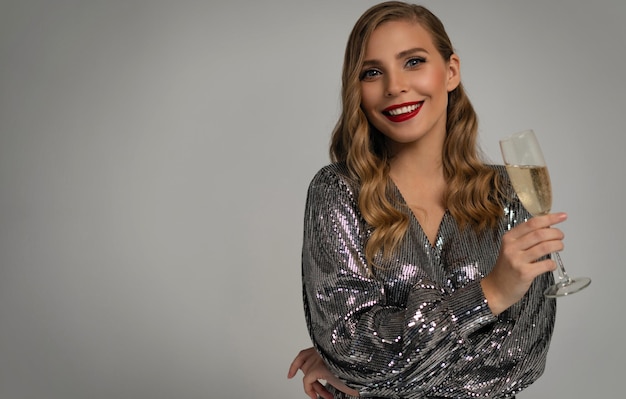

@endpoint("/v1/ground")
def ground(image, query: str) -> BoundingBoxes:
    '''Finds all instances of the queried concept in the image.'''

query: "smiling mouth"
[383,102,423,122]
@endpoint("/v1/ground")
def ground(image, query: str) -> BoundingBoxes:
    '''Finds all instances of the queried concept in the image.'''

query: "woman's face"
[359,20,460,148]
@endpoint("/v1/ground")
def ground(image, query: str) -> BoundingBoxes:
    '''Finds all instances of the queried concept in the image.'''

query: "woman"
[288,2,563,398]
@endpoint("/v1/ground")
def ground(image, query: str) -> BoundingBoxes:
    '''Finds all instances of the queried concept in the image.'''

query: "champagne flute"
[500,129,591,297]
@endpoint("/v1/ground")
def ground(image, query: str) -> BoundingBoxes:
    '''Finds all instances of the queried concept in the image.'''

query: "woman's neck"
[388,134,445,184]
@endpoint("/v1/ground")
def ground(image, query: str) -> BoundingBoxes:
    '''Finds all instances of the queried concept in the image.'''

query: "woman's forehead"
[365,20,436,57]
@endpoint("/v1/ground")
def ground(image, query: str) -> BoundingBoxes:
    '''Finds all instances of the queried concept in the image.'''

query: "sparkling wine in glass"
[500,129,591,297]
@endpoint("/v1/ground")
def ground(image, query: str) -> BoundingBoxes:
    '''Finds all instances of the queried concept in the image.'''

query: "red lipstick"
[382,101,423,122]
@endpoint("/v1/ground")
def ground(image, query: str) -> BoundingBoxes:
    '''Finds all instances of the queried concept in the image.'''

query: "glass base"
[544,277,591,298]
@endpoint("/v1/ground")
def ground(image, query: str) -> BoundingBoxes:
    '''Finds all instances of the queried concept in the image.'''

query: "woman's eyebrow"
[397,47,428,59]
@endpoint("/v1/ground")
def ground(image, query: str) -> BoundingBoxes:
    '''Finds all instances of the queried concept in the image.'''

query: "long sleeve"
[301,164,555,399]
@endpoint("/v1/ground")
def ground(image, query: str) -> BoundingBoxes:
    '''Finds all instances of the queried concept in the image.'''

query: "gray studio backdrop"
[1,0,623,398]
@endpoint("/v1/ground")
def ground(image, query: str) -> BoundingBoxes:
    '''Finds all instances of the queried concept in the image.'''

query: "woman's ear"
[446,54,461,92]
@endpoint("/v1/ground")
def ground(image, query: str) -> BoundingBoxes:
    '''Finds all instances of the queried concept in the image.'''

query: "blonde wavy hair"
[330,1,504,266]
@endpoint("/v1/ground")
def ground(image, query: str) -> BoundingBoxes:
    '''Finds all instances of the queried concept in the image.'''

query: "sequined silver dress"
[302,163,556,399]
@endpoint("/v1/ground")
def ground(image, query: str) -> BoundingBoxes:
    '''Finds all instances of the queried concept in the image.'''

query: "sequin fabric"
[302,163,556,399]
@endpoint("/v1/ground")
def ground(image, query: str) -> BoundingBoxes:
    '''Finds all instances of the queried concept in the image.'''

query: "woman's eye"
[360,69,381,80]
[406,57,425,68]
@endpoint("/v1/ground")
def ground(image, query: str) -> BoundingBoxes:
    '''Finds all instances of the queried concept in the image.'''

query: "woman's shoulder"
[308,162,360,199]
[486,163,506,176]
[485,163,524,209]
[310,162,354,186]
[486,164,512,189]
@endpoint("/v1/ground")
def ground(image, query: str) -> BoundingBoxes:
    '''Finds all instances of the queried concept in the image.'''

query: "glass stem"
[552,252,571,285]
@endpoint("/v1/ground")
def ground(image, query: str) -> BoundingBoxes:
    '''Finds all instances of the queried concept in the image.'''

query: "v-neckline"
[388,178,448,251]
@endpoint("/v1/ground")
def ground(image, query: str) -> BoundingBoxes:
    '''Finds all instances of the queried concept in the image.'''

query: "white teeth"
[387,103,420,116]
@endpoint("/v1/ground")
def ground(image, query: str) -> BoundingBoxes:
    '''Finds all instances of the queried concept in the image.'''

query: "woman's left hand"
[287,347,360,399]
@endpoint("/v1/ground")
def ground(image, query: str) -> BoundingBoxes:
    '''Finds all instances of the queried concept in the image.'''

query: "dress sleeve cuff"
[447,281,496,338]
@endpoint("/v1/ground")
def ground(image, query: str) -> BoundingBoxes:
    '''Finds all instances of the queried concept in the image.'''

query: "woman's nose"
[385,72,408,97]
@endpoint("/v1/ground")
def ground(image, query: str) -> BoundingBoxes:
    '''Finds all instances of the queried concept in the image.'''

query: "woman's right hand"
[288,347,360,399]
[481,212,567,315]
